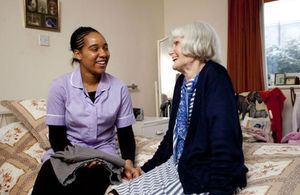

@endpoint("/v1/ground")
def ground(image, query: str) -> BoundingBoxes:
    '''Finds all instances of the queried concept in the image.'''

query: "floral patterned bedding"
[0,99,300,195]
[241,143,300,195]
[0,122,44,194]
[1,121,300,195]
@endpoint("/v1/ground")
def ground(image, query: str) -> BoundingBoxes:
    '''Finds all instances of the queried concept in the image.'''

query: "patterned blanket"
[1,122,300,194]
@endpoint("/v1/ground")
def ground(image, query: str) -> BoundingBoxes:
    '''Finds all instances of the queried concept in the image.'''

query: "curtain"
[227,0,265,93]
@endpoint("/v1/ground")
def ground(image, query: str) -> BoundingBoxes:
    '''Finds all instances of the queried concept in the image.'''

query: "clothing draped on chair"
[259,87,286,143]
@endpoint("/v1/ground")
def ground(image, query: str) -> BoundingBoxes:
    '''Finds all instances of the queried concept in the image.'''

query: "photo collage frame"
[24,0,60,32]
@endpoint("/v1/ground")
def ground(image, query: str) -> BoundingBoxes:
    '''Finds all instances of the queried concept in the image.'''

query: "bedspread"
[1,121,300,195]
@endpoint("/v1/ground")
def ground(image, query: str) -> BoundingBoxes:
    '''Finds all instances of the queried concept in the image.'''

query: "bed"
[1,99,300,195]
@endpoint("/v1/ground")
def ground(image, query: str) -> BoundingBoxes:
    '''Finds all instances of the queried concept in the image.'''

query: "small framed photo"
[274,73,286,85]
[26,13,41,27]
[24,0,60,32]
[45,16,57,28]
[37,0,48,14]
[285,76,300,85]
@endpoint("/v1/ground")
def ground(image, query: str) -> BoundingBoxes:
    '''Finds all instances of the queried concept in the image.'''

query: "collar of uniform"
[70,67,84,89]
[70,66,111,93]
[96,72,111,94]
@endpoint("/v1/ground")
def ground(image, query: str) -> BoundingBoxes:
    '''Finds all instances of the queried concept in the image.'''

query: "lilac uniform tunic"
[42,67,136,162]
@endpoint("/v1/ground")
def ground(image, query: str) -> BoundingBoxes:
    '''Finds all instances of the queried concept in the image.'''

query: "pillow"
[236,91,273,141]
[0,99,50,149]
[0,122,46,194]
[237,91,269,121]
[241,116,273,143]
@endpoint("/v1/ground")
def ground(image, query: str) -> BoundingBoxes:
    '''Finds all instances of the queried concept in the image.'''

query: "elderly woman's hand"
[123,160,141,180]
[136,166,145,175]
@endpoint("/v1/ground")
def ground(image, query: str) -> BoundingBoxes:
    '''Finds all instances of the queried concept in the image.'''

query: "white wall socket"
[39,34,49,46]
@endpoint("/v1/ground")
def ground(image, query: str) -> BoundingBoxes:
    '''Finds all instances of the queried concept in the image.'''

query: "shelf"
[268,85,300,90]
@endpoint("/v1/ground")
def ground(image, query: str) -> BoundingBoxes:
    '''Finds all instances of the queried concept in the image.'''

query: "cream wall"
[0,0,228,117]
[164,0,228,66]
[0,0,164,116]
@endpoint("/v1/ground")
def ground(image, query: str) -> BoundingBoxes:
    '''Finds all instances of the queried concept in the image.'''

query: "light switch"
[39,34,49,46]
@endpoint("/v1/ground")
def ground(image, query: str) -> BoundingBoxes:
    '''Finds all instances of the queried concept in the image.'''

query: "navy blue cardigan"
[141,61,248,194]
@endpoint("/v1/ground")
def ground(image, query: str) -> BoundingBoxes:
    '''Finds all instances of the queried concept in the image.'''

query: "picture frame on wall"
[274,73,286,85]
[24,0,60,32]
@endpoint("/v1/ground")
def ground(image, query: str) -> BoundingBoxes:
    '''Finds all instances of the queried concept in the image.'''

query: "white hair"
[170,22,222,63]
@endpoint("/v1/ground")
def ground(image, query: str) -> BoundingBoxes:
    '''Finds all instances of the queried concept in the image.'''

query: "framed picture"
[274,73,286,85]
[24,0,60,32]
[285,76,300,85]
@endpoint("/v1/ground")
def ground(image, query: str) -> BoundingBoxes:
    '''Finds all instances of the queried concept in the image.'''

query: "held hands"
[81,160,144,181]
[136,166,145,175]
[123,160,143,180]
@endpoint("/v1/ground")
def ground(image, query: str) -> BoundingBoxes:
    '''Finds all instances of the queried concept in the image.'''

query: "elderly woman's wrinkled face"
[168,37,195,73]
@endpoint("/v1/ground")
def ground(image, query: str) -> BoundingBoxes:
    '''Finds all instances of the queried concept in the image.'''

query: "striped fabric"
[113,157,207,195]
[186,80,196,125]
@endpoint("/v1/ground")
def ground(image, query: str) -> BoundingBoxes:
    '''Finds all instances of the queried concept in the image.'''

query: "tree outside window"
[264,0,300,86]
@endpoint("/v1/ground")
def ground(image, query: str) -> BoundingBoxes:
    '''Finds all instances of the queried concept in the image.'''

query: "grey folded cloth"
[50,145,125,186]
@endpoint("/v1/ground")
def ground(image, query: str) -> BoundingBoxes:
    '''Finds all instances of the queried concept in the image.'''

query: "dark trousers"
[32,159,110,195]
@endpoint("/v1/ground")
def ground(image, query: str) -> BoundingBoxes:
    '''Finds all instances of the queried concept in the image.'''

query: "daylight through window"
[264,0,300,86]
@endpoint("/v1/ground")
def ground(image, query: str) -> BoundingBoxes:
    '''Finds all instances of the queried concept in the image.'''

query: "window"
[264,0,300,86]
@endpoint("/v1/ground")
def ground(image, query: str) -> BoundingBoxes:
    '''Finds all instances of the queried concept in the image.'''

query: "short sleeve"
[46,80,66,126]
[115,85,136,128]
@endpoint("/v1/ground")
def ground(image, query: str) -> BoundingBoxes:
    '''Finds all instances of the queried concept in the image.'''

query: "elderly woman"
[110,22,248,195]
